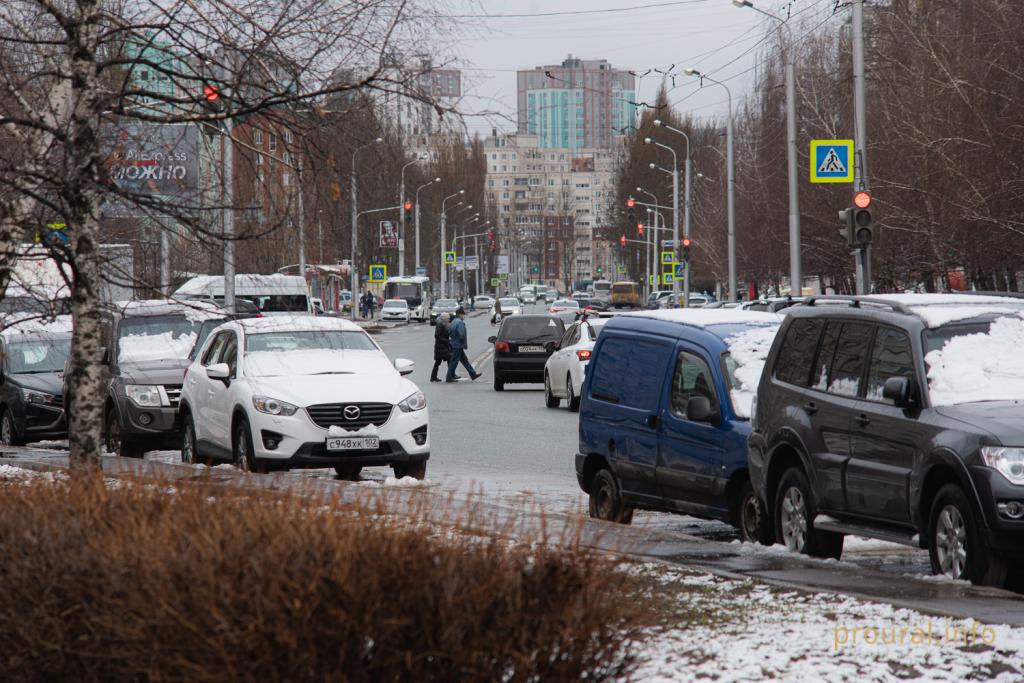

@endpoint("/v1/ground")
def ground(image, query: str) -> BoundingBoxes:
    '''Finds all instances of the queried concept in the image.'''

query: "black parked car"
[749,294,1024,587]
[488,314,565,391]
[0,319,71,445]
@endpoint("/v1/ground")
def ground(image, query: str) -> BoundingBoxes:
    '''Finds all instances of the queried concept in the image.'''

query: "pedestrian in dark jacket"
[431,313,452,382]
[445,307,480,382]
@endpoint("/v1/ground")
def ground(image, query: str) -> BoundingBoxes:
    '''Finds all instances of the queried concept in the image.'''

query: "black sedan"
[488,314,566,391]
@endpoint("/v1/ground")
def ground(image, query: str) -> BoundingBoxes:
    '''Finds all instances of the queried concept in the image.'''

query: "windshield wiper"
[16,369,62,374]
[310,371,353,375]
[520,335,556,344]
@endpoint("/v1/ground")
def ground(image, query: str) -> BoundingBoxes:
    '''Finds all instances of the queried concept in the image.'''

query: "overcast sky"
[444,0,841,138]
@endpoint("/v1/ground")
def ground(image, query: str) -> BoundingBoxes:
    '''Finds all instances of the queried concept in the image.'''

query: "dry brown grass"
[0,471,644,682]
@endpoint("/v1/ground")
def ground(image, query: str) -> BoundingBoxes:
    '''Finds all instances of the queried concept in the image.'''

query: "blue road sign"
[674,263,686,279]
[369,264,387,282]
[662,273,674,285]
[810,139,854,183]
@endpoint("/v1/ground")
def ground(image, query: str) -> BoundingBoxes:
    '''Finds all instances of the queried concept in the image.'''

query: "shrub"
[0,472,642,681]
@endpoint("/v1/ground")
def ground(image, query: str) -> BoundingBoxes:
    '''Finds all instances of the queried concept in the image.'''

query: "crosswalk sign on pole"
[369,264,387,282]
[809,139,854,183]
[663,272,674,285]
[661,251,674,265]
[490,277,500,287]
[444,250,456,265]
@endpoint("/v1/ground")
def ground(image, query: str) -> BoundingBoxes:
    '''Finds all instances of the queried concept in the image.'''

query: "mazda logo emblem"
[343,405,361,420]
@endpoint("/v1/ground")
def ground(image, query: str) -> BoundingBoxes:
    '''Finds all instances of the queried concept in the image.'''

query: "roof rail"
[803,295,916,315]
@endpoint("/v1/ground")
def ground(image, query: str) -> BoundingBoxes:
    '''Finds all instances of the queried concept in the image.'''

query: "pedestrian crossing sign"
[369,264,387,282]
[662,273,674,285]
[499,272,508,281]
[810,139,854,183]
[490,277,500,287]
[661,250,674,265]
[444,250,456,265]
[617,264,626,274]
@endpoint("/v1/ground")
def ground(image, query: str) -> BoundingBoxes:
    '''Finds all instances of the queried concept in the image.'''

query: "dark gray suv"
[749,294,1024,587]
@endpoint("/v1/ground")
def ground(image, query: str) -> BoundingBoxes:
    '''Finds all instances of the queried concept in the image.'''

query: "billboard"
[495,254,509,274]
[103,123,200,216]
[379,220,398,248]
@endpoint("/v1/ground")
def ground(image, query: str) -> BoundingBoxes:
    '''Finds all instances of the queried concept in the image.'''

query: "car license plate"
[519,345,545,353]
[326,436,379,451]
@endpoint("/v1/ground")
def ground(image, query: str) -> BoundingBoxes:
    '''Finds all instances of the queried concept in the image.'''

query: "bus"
[384,276,432,321]
[590,279,613,302]
[610,281,641,309]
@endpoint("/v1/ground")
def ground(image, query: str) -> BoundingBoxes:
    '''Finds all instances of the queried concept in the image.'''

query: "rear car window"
[500,316,564,340]
[773,318,823,386]
[589,336,673,411]
[821,322,873,397]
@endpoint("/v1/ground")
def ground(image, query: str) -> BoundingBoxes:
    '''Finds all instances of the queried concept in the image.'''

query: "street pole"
[683,154,693,305]
[222,116,235,313]
[398,177,405,277]
[852,0,871,294]
[297,162,305,279]
[414,200,420,274]
[350,138,382,321]
[725,105,736,302]
[159,224,170,296]
[474,234,480,297]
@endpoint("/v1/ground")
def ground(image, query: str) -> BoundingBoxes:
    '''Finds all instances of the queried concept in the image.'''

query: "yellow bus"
[610,281,641,309]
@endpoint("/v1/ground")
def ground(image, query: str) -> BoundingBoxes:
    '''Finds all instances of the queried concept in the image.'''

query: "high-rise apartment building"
[517,56,636,149]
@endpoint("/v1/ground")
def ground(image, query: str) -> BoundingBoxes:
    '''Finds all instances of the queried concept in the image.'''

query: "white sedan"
[381,298,411,322]
[543,317,608,412]
[548,299,581,314]
[473,295,495,310]
[179,316,429,479]
[491,297,523,319]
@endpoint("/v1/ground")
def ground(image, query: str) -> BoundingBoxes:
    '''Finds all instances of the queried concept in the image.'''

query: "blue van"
[575,310,782,542]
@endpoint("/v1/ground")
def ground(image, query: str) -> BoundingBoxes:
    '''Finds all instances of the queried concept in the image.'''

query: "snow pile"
[725,325,781,418]
[623,308,782,328]
[118,331,196,363]
[0,464,67,482]
[925,316,1024,406]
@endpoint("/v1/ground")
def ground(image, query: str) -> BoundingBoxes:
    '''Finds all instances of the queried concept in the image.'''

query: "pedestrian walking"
[431,312,452,382]
[445,307,481,382]
[490,297,503,325]
[367,293,377,319]
[359,292,368,319]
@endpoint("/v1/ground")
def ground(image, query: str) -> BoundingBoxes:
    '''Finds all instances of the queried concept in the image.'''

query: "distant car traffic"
[493,297,523,318]
[180,316,428,479]
[543,317,609,412]
[473,295,495,311]
[545,289,559,301]
[548,299,581,314]
[488,314,566,391]
[519,289,537,305]
[381,299,411,322]
[430,298,459,324]
[0,317,71,446]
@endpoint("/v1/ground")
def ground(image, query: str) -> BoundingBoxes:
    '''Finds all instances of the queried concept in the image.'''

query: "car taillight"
[495,341,510,352]
[576,349,592,361]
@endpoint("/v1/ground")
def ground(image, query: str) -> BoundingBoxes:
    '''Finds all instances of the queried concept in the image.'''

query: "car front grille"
[306,402,393,430]
[164,385,182,408]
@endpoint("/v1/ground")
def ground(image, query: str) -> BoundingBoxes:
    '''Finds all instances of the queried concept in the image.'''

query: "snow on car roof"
[117,298,227,321]
[238,315,363,333]
[621,309,783,328]
[0,314,73,337]
[860,294,1024,327]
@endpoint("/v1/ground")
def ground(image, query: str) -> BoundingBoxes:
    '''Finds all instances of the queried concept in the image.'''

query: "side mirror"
[686,396,719,425]
[394,358,415,376]
[487,336,497,344]
[206,363,230,380]
[100,347,111,365]
[545,341,557,354]
[882,376,913,407]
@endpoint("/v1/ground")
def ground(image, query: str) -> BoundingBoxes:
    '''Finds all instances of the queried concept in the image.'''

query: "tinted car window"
[221,334,238,377]
[774,318,823,386]
[500,316,564,341]
[825,322,873,397]
[669,351,719,419]
[812,321,841,391]
[202,332,228,366]
[558,323,578,349]
[589,336,672,411]
[866,327,914,402]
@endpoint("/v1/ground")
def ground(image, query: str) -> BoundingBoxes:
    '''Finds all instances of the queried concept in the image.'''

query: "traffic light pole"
[222,115,235,314]
[853,0,871,295]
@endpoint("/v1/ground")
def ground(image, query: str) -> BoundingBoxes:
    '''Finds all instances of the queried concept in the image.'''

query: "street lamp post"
[398,154,426,277]
[680,72,736,302]
[414,176,441,275]
[653,120,694,304]
[439,190,465,297]
[732,0,800,295]
[636,186,659,297]
[350,137,383,320]
[644,137,682,306]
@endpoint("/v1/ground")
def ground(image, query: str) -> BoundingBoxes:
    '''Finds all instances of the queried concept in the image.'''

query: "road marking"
[473,348,494,367]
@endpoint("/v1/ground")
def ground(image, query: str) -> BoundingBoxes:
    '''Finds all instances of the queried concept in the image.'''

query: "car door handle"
[855,414,871,427]
[645,414,660,429]
[803,401,818,415]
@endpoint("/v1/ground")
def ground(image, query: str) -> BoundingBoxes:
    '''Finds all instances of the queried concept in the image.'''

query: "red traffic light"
[682,238,692,248]
[637,222,644,235]
[203,85,219,101]
[626,198,635,208]
[853,191,871,209]
[403,201,413,211]
[619,235,626,247]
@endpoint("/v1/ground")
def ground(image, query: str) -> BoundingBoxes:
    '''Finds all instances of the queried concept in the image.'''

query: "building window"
[284,129,293,144]
[252,129,263,144]
[269,134,277,151]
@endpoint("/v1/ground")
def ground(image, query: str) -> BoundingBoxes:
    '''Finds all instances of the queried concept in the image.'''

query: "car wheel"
[775,467,843,559]
[493,375,504,391]
[334,465,362,480]
[181,415,199,465]
[393,460,426,480]
[544,373,559,408]
[232,418,256,473]
[567,373,581,412]
[588,468,634,524]
[0,409,23,447]
[105,410,143,458]
[737,480,773,545]
[928,483,1007,586]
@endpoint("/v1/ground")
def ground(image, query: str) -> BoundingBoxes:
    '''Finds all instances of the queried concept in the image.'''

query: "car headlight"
[251,396,298,416]
[125,384,162,407]
[23,388,59,405]
[981,447,1024,485]
[397,391,426,413]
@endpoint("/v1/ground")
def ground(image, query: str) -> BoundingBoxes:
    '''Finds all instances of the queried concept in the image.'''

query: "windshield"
[553,300,579,308]
[499,298,519,307]
[434,299,457,307]
[593,282,612,292]
[118,315,226,363]
[612,284,636,294]
[383,300,408,309]
[6,337,70,373]
[385,282,423,306]
[245,330,377,352]
[500,316,564,341]
[239,294,308,314]
[923,318,1024,405]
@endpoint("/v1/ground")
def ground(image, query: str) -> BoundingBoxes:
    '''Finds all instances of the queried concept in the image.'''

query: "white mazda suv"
[179,316,428,479]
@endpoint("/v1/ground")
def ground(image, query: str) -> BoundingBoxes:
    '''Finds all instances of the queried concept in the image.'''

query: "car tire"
[232,417,258,473]
[393,460,426,480]
[775,467,843,559]
[567,373,581,412]
[737,480,773,545]
[334,465,362,480]
[493,375,504,392]
[588,468,634,524]
[181,415,199,465]
[544,373,559,408]
[0,409,24,447]
[928,483,1007,586]
[105,409,143,458]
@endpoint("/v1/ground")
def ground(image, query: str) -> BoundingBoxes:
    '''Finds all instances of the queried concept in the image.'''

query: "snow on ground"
[627,563,1024,682]
[0,464,66,482]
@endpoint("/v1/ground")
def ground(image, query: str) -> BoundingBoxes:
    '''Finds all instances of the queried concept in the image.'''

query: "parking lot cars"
[381,299,411,322]
[473,295,495,311]
[0,317,71,445]
[749,294,1024,586]
[575,309,782,541]
[180,316,428,478]
[488,314,566,391]
[430,298,460,324]
[543,316,609,412]
[98,300,229,457]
